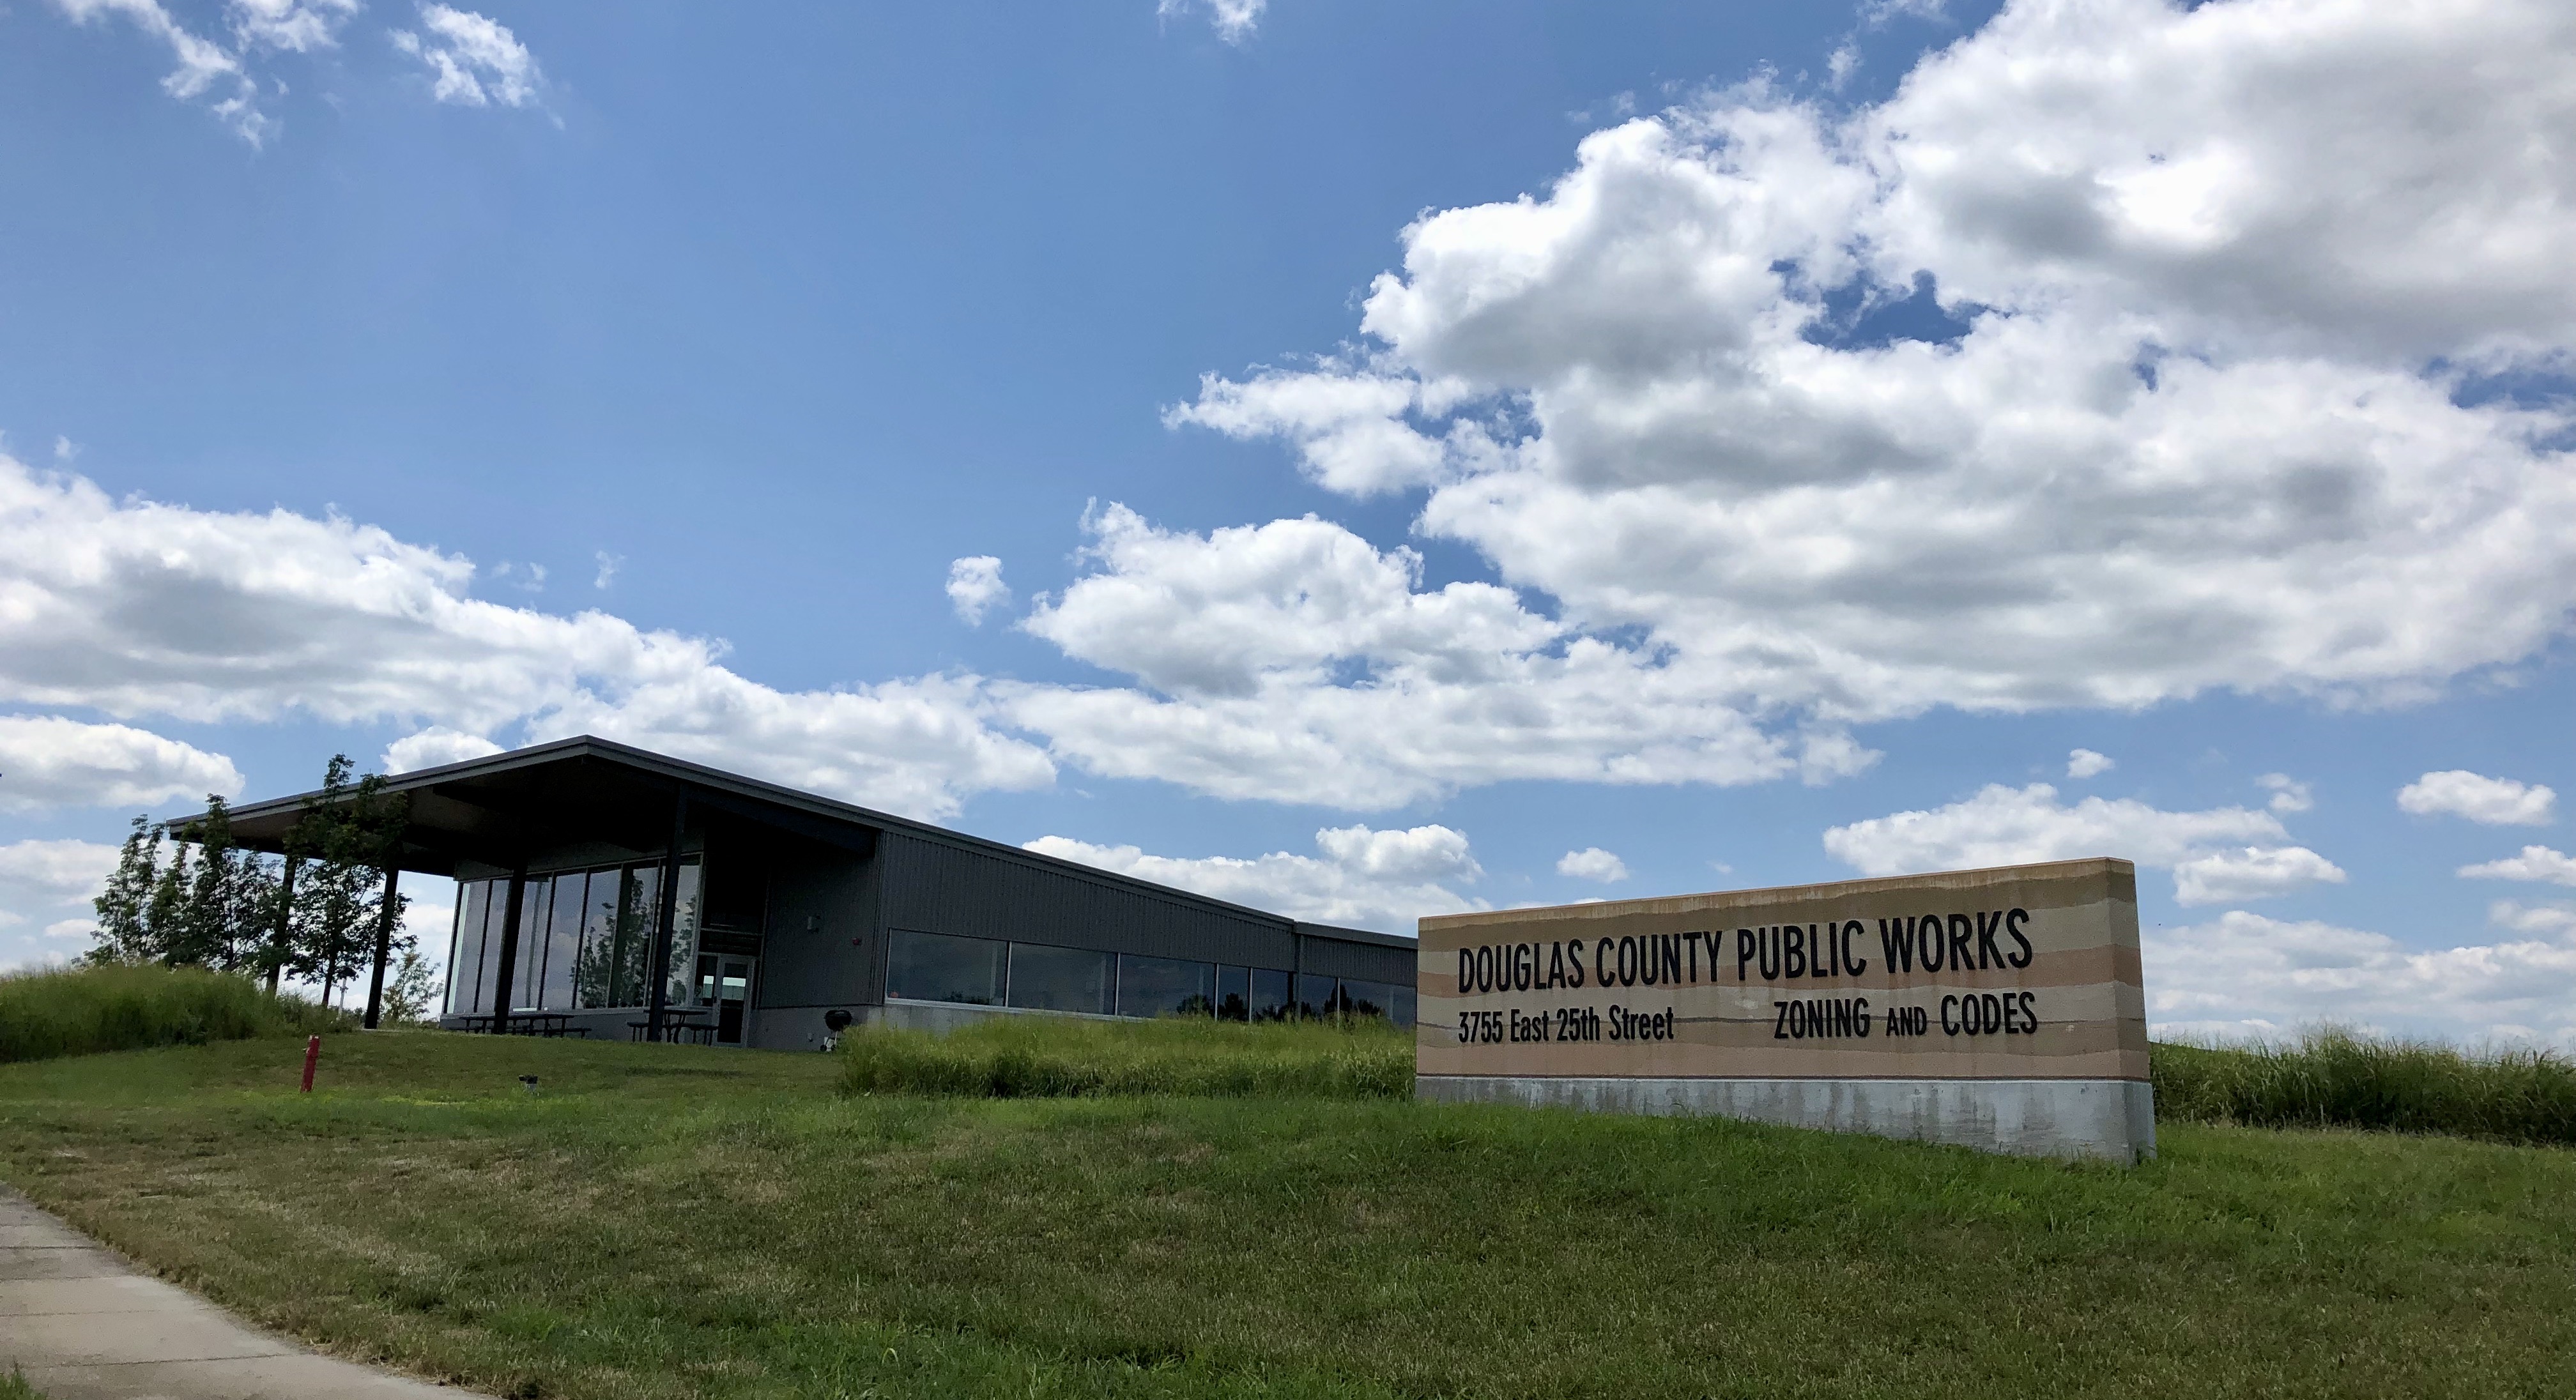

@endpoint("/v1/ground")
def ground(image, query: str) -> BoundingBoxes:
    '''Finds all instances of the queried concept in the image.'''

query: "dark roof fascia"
[217,734,602,828]
[1294,921,1418,950]
[211,735,1349,934]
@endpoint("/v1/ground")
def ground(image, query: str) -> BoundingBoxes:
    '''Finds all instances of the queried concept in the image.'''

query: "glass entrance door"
[693,954,756,1047]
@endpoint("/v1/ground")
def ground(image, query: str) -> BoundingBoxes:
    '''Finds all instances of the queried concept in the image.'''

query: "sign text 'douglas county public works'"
[1416,858,2147,1083]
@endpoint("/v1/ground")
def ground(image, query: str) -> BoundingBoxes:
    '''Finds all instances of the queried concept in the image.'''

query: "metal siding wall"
[878,832,1300,969]
[1294,934,1417,985]
[758,842,878,1010]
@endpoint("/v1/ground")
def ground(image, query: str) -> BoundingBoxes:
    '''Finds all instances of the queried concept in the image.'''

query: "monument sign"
[1414,858,2153,1162]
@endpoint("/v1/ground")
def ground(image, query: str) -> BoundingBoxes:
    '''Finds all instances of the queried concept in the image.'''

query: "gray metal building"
[219,736,1416,1048]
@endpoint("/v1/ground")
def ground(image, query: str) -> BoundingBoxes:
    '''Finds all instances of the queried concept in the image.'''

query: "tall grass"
[838,1012,1413,1100]
[2154,1030,2576,1146]
[849,1016,2576,1142]
[0,964,350,1065]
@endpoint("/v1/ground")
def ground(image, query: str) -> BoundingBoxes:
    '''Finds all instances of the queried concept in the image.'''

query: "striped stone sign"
[1414,858,2154,1162]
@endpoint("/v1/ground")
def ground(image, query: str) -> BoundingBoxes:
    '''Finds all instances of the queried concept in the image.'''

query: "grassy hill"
[1,1028,2571,1399]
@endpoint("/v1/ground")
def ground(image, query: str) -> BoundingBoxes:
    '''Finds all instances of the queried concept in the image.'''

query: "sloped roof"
[211,734,1411,948]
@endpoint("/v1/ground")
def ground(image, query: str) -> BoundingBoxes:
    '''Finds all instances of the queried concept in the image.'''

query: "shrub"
[839,1012,1414,1100]
[2153,1030,2576,1146]
[0,963,351,1065]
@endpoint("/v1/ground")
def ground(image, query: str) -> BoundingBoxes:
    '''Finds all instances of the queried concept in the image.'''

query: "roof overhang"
[207,737,892,877]
[192,737,1413,941]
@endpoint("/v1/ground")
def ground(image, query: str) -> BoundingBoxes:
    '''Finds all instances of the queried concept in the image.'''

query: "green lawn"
[2,1032,2572,1399]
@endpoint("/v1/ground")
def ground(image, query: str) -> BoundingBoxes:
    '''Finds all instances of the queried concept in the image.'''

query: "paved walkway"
[0,1187,487,1399]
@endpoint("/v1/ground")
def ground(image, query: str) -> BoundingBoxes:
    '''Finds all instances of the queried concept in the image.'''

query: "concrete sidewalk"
[0,1187,487,1399]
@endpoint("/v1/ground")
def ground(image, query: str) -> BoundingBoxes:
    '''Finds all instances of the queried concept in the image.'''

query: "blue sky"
[3,0,2573,1044]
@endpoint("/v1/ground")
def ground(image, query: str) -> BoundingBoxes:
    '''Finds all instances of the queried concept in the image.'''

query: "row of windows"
[885,928,1416,1026]
[445,860,702,1016]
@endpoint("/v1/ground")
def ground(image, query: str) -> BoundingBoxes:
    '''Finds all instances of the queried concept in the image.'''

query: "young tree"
[85,816,164,966]
[144,838,191,957]
[380,944,442,1024]
[286,756,411,1007]
[224,848,284,975]
[168,795,279,973]
[291,756,364,1005]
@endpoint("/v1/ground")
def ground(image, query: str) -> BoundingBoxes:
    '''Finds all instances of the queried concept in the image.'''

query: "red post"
[300,1035,321,1093]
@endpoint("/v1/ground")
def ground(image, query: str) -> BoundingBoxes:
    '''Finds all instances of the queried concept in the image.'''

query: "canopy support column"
[646,795,689,1042]
[489,867,527,1035]
[362,864,401,1029]
[267,856,297,994]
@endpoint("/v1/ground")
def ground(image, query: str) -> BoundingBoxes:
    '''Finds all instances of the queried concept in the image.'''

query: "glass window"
[510,878,551,1012]
[574,870,622,1009]
[1294,973,1338,1022]
[885,929,1006,1005]
[540,871,586,1011]
[1117,955,1215,1019]
[664,860,702,1009]
[1387,984,1417,1028]
[1009,943,1112,1015]
[617,864,660,1008]
[1246,968,1291,1023]
[1215,965,1250,1023]
[537,861,696,1010]
[445,880,488,1017]
[470,879,506,1016]
[1336,978,1392,1022]
[1330,978,1414,1026]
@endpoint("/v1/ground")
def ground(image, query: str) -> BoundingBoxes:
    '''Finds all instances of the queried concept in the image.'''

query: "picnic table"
[454,1012,588,1038]
[627,1010,716,1046]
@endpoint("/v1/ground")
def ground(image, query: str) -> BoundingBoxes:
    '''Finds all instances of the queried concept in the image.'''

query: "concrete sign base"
[1418,1074,2156,1164]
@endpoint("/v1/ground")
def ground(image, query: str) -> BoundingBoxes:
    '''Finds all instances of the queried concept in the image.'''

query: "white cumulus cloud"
[1823,782,2342,906]
[0,839,121,901]
[1024,823,1477,932]
[2458,845,2576,887]
[1157,0,1265,47]
[0,454,1052,820]
[1161,0,2576,764]
[946,556,1011,627]
[2489,899,2576,936]
[2066,748,2115,779]
[2147,908,2576,1047]
[381,726,505,774]
[2257,773,2313,814]
[1005,503,1864,809]
[36,1,2576,826]
[392,4,544,109]
[0,838,121,969]
[2398,770,2556,826]
[1556,847,1630,883]
[0,715,242,812]
[2171,844,2348,906]
[1166,367,1459,497]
